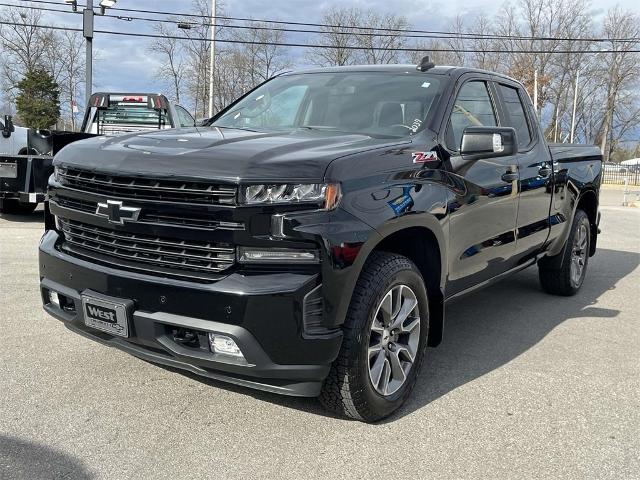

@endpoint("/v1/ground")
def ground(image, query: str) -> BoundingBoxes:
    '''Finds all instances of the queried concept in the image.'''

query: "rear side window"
[175,105,195,127]
[497,84,532,148]
[447,81,497,151]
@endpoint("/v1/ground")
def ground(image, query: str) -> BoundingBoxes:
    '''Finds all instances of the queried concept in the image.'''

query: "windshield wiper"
[212,125,262,133]
[298,125,340,131]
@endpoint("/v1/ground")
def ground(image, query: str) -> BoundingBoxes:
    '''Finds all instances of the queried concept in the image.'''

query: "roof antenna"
[416,55,436,72]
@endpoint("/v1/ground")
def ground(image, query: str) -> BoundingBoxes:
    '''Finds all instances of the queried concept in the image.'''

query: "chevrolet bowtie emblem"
[96,200,141,224]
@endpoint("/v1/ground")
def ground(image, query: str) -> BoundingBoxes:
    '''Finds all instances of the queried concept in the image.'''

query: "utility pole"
[207,0,216,118]
[83,0,94,106]
[533,69,538,119]
[570,69,580,144]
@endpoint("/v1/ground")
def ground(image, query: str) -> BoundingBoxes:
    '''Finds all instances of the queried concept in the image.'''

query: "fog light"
[49,291,60,308]
[209,334,243,358]
[238,247,319,264]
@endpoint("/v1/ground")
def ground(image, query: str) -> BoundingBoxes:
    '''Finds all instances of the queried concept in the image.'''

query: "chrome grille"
[53,196,244,231]
[58,168,237,205]
[58,218,235,274]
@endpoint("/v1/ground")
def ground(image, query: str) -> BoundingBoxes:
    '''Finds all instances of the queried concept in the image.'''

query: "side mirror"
[2,115,14,138]
[460,126,517,160]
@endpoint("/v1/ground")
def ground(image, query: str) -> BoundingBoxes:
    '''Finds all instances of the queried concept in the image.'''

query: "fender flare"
[542,187,598,268]
[330,212,447,346]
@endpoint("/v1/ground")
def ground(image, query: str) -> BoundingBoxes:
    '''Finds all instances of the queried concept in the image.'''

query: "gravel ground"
[0,188,638,480]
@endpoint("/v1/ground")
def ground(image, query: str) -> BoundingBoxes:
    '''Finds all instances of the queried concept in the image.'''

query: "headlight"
[242,183,341,209]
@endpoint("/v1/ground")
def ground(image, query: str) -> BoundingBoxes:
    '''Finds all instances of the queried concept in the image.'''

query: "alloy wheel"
[368,285,421,396]
[570,223,588,287]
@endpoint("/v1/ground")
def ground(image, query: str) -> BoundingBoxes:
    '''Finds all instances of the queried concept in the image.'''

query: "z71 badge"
[412,151,439,164]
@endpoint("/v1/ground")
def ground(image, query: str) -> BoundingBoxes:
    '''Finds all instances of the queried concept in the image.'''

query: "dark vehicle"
[39,61,602,421]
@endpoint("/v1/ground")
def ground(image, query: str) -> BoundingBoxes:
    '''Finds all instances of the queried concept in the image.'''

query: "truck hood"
[54,127,409,183]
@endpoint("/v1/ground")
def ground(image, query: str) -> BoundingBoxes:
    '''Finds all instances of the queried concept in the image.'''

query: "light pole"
[84,0,93,106]
[64,0,118,106]
[208,0,216,118]
[570,69,580,144]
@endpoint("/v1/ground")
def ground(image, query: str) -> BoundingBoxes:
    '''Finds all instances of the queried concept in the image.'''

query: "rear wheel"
[319,252,429,422]
[539,209,590,296]
[0,199,38,215]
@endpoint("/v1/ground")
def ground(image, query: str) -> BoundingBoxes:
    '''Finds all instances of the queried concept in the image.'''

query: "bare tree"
[58,31,86,130]
[468,14,501,72]
[0,8,85,129]
[38,31,85,130]
[594,7,640,159]
[444,15,468,66]
[355,12,409,64]
[408,39,466,66]
[229,21,292,85]
[149,22,186,104]
[183,2,212,118]
[307,7,361,66]
[0,7,52,104]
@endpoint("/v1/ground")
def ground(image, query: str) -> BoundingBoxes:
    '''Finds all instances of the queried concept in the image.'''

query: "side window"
[497,84,532,148]
[447,81,497,151]
[175,105,195,127]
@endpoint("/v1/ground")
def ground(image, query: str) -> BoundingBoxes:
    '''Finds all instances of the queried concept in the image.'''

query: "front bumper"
[39,231,342,397]
[0,191,45,203]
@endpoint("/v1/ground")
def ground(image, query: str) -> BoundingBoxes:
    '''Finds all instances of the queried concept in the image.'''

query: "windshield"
[212,72,444,138]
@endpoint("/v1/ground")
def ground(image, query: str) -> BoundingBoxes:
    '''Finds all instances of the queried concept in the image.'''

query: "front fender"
[295,170,449,329]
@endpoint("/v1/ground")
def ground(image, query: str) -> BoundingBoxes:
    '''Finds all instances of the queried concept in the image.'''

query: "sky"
[3,0,639,103]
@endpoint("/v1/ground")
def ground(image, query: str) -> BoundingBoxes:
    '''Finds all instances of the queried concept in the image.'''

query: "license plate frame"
[82,295,130,338]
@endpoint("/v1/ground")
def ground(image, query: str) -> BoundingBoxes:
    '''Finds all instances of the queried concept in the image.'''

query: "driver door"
[444,78,520,296]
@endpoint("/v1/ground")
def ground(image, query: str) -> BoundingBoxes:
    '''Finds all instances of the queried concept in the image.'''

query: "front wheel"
[539,209,590,296]
[319,252,429,422]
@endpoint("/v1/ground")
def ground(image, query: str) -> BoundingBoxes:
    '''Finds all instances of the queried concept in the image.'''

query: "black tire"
[0,199,38,215]
[539,209,590,296]
[319,252,429,422]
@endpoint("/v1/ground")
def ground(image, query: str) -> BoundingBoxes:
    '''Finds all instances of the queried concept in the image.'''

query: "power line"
[2,18,638,54]
[0,1,81,17]
[98,29,640,54]
[95,12,640,45]
[0,18,80,32]
[19,0,640,44]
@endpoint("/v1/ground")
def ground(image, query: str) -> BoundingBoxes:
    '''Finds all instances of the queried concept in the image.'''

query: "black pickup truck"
[39,61,602,421]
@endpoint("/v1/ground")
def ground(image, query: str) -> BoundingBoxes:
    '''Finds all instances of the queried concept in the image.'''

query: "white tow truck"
[1,93,195,214]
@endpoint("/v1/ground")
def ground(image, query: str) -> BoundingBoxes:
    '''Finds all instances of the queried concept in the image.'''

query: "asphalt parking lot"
[1,187,638,480]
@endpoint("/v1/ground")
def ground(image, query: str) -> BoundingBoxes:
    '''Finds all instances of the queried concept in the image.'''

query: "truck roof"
[89,92,168,97]
[281,64,521,84]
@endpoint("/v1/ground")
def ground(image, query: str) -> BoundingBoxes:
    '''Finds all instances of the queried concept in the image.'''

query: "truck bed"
[548,143,602,163]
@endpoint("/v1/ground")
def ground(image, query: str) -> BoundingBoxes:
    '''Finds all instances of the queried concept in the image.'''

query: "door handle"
[538,166,552,177]
[501,172,518,182]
